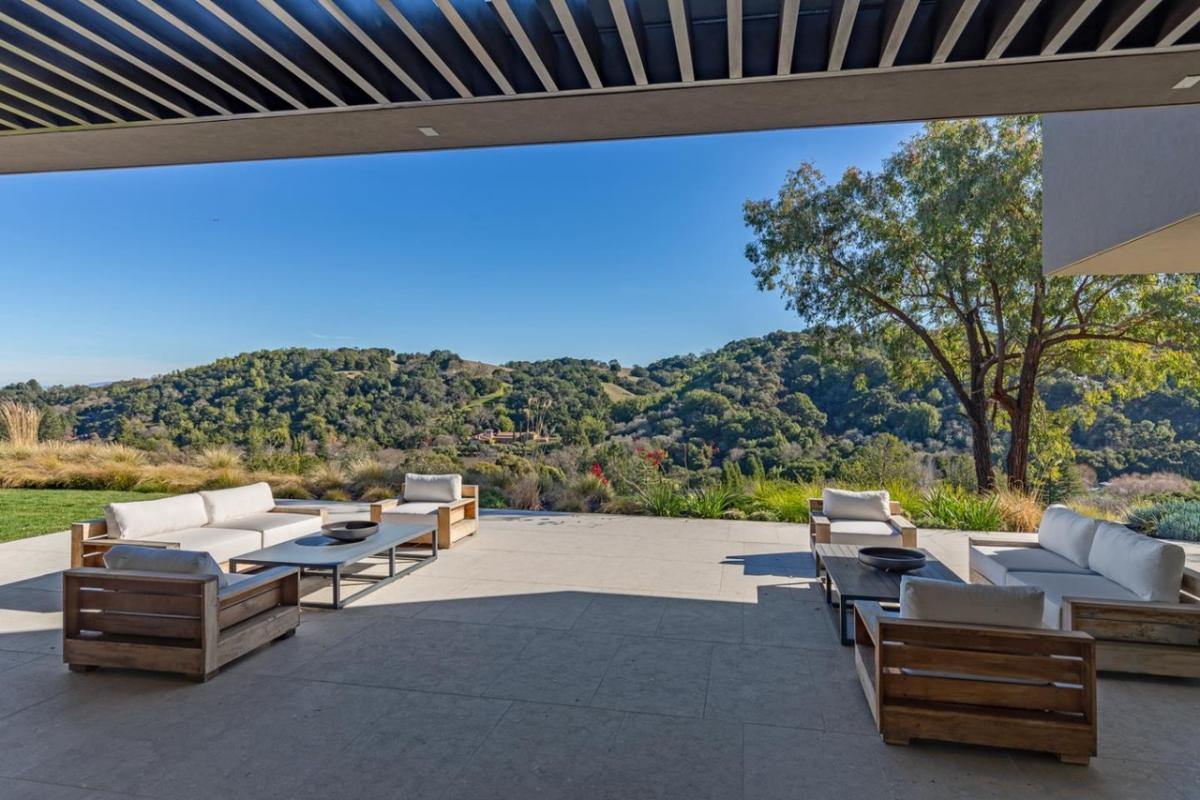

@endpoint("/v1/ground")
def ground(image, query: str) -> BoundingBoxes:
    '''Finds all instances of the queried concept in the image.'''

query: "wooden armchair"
[853,602,1097,764]
[63,565,300,681]
[370,484,479,550]
[808,497,917,549]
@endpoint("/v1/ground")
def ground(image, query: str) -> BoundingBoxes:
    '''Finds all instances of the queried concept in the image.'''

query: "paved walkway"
[0,514,1196,799]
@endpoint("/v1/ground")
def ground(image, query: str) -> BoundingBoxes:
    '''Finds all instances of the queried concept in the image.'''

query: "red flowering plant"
[589,462,609,486]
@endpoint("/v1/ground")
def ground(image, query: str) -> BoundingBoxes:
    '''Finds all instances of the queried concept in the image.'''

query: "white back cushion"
[105,493,208,539]
[900,576,1045,629]
[1087,522,1185,602]
[1037,505,1098,567]
[822,488,890,522]
[200,482,275,524]
[103,544,228,588]
[404,473,462,503]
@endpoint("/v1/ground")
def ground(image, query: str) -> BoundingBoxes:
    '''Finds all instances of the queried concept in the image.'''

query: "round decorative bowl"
[321,521,379,543]
[857,546,926,573]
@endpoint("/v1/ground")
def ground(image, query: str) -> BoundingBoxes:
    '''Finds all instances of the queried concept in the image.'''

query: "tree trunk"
[1005,342,1042,493]
[966,400,997,492]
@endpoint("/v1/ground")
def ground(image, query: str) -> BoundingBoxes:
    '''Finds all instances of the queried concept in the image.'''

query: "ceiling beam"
[932,0,981,63]
[777,0,800,74]
[195,0,344,106]
[0,113,21,131]
[0,46,123,122]
[985,0,1041,59]
[78,0,267,113]
[316,0,429,101]
[609,0,648,86]
[375,0,471,98]
[667,0,694,81]
[257,0,389,103]
[0,94,51,127]
[728,0,743,79]
[0,72,86,125]
[548,0,602,88]
[1042,0,1103,55]
[489,0,557,92]
[138,0,304,109]
[1157,0,1200,44]
[432,0,514,94]
[15,2,193,117]
[879,0,919,68]
[827,0,860,71]
[0,13,159,119]
[1098,0,1165,50]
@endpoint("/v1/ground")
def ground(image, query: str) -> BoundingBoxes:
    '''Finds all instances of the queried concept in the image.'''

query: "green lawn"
[0,489,170,543]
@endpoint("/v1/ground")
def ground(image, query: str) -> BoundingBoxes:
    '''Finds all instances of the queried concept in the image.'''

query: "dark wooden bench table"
[814,543,961,645]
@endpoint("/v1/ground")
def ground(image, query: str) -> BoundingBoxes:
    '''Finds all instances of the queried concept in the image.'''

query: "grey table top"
[229,521,436,568]
[815,543,961,601]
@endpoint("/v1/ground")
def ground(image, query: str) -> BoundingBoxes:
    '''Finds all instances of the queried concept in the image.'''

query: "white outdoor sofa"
[71,482,327,568]
[809,488,918,554]
[970,505,1200,677]
[369,473,478,550]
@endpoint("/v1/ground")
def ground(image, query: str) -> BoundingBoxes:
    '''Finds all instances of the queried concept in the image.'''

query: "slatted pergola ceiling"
[0,0,1198,172]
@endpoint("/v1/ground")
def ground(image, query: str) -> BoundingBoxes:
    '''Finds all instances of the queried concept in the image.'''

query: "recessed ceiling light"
[418,126,439,137]
[1172,75,1200,90]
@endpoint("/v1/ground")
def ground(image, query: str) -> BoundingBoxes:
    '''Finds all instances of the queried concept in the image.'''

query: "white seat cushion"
[824,521,898,547]
[141,527,262,564]
[900,576,1045,629]
[1038,505,1099,568]
[1006,570,1139,629]
[823,488,890,522]
[404,474,462,503]
[102,544,228,588]
[104,493,208,539]
[217,512,324,547]
[1087,522,1185,602]
[382,502,445,517]
[970,544,1096,586]
[199,482,276,525]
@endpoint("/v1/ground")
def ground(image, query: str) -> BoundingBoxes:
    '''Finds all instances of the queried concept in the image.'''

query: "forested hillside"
[4,331,1199,481]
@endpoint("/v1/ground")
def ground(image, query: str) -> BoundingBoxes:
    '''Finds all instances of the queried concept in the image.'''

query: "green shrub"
[753,480,818,523]
[479,487,508,508]
[272,481,313,500]
[640,480,687,517]
[321,488,351,502]
[917,485,1003,531]
[685,485,740,519]
[748,509,780,522]
[721,508,748,521]
[359,485,395,502]
[1127,500,1200,538]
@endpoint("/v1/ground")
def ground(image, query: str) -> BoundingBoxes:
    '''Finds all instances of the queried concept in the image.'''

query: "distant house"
[472,430,559,445]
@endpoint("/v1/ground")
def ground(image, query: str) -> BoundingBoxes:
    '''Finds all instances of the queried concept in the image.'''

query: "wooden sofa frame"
[808,497,917,550]
[63,565,300,681]
[70,506,328,569]
[370,484,479,550]
[853,602,1097,764]
[969,536,1200,678]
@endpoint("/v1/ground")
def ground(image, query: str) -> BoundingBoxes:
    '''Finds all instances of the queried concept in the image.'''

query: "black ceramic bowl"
[857,546,926,573]
[321,520,379,543]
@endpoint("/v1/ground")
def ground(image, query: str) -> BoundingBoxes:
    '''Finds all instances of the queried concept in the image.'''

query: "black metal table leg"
[332,566,341,609]
[388,547,396,577]
[840,599,853,646]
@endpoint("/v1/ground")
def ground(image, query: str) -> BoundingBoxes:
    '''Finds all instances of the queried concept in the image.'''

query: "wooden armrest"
[810,513,830,526]
[219,566,299,606]
[808,498,823,513]
[369,498,399,523]
[880,614,1096,644]
[442,496,473,510]
[72,518,109,538]
[854,601,889,645]
[271,505,328,521]
[1063,597,1200,616]
[64,567,217,585]
[888,514,914,531]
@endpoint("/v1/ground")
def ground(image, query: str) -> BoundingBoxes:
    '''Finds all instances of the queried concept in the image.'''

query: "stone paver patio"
[0,511,1197,799]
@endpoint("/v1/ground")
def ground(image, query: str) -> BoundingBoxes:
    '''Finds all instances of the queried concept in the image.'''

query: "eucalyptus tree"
[745,116,1200,492]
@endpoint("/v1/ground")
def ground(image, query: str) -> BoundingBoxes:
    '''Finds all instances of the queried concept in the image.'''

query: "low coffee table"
[229,521,438,609]
[814,543,961,645]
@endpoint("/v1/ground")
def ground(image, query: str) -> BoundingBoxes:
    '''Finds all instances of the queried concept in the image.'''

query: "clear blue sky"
[1,122,920,387]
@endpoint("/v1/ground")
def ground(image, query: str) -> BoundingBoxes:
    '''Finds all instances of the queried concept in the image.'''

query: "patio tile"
[1096,676,1200,765]
[285,690,512,800]
[227,606,386,677]
[490,588,594,630]
[484,630,624,705]
[1008,754,1191,800]
[445,701,624,800]
[656,597,745,643]
[590,637,714,717]
[292,617,538,696]
[743,725,896,800]
[742,591,840,650]
[704,643,816,728]
[0,776,136,799]
[592,713,743,800]
[0,655,75,721]
[572,594,666,635]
